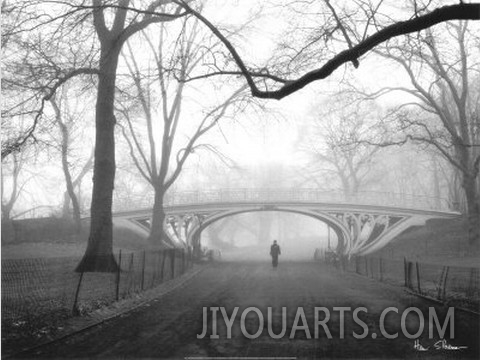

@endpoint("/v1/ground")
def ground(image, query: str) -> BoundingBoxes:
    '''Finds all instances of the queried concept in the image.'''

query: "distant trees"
[368,21,480,244]
[60,150,94,223]
[48,89,95,233]
[2,5,95,230]
[1,1,99,160]
[205,219,238,250]
[1,152,24,243]
[300,96,384,200]
[366,145,451,207]
[1,152,26,221]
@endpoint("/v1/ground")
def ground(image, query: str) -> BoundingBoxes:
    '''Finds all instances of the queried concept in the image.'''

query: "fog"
[2,0,474,250]
[200,211,338,262]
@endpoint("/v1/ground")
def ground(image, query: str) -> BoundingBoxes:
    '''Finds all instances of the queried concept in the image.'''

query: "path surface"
[19,262,479,359]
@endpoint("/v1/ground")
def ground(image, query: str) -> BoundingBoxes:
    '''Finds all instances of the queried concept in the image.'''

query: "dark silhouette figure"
[270,240,281,268]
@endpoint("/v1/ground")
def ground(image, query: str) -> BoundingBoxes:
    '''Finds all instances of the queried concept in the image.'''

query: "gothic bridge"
[112,189,459,256]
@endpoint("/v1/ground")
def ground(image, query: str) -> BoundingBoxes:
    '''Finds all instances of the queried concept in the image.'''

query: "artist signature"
[414,339,468,351]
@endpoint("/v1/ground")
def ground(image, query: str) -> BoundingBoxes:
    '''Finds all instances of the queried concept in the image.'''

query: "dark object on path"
[270,240,281,268]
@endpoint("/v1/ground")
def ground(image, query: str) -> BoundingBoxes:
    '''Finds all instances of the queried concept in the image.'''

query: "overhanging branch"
[178,1,480,99]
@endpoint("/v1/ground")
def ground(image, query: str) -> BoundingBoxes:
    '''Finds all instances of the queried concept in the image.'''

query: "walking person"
[270,240,281,268]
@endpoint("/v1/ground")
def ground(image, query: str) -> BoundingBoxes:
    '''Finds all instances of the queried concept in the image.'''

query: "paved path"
[19,262,479,359]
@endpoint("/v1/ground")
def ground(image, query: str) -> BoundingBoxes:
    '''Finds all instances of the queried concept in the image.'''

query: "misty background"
[2,1,478,255]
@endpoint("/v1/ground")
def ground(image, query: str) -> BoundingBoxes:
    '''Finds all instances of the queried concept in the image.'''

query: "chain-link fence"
[314,250,480,313]
[1,248,193,323]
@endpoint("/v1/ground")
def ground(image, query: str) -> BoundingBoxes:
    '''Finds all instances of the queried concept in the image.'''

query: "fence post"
[171,249,176,279]
[437,266,446,299]
[415,262,421,294]
[442,266,449,301]
[160,250,167,282]
[188,246,192,268]
[155,250,162,285]
[407,261,413,289]
[72,271,84,315]
[141,250,146,291]
[379,257,384,282]
[182,248,186,274]
[116,250,122,301]
[150,252,157,288]
[129,252,134,293]
[467,268,478,298]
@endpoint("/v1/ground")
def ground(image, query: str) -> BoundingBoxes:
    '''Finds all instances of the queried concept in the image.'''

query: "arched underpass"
[196,210,342,262]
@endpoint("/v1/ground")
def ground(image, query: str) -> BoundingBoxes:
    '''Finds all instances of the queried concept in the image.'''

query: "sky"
[188,0,422,169]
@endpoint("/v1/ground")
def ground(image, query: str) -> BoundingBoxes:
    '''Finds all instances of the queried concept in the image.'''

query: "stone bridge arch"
[185,206,350,254]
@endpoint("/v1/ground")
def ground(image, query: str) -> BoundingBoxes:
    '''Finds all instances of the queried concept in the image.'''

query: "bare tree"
[442,164,467,213]
[60,150,94,220]
[117,19,249,246]
[299,96,383,199]
[3,23,95,234]
[365,21,480,244]
[48,89,95,233]
[1,152,26,221]
[1,153,22,243]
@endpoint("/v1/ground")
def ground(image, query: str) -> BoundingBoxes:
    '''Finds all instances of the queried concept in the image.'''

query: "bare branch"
[178,1,480,99]
[324,0,359,68]
[2,67,99,160]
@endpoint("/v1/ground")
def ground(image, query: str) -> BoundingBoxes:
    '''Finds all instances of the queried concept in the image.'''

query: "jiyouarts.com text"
[197,306,455,340]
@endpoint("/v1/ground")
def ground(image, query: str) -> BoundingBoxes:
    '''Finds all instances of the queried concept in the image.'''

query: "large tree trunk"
[1,203,12,222]
[60,127,82,233]
[339,173,351,202]
[447,168,466,212]
[148,188,174,247]
[62,191,70,218]
[463,174,480,246]
[431,154,442,210]
[1,177,16,242]
[76,47,120,272]
[1,153,21,222]
[62,150,93,222]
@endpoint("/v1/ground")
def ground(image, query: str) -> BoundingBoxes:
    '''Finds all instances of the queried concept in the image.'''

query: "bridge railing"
[159,188,453,212]
[111,188,454,213]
